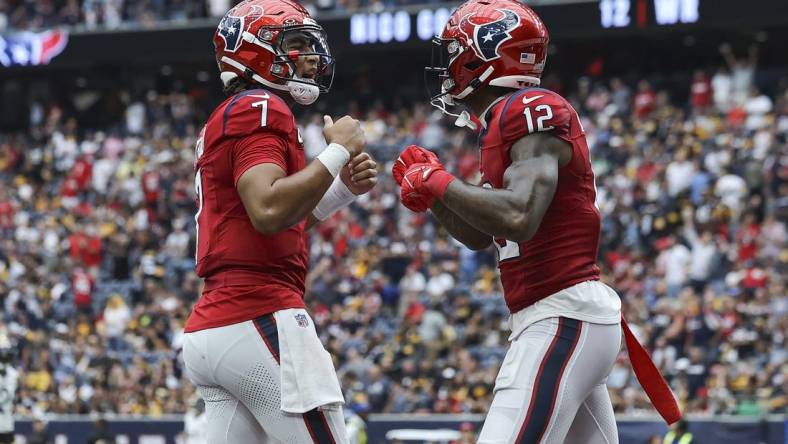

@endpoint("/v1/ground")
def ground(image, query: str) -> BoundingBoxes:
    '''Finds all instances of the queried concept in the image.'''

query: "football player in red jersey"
[393,1,680,443]
[181,1,378,442]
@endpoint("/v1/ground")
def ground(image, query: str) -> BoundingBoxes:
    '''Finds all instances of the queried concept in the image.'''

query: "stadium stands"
[1,56,785,422]
[0,0,456,31]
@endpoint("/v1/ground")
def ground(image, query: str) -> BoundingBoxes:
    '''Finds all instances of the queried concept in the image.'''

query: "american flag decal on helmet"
[520,52,536,64]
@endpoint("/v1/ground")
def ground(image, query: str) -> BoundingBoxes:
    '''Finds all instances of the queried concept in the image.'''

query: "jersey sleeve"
[232,132,289,186]
[221,89,294,139]
[497,89,573,146]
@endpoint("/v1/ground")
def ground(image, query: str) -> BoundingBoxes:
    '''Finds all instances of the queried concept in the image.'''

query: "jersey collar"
[478,94,509,130]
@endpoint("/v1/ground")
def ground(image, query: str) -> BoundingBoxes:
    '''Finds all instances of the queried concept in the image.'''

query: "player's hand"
[341,152,378,195]
[323,115,365,157]
[401,187,435,213]
[392,145,441,186]
[399,162,448,212]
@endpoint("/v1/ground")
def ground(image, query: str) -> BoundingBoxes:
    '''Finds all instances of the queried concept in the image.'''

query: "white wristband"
[316,143,350,178]
[312,175,357,221]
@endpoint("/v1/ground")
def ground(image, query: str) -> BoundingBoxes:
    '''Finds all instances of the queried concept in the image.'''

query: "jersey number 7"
[250,92,270,127]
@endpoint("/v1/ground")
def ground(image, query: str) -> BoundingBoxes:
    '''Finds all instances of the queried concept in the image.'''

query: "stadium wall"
[11,415,788,444]
[3,0,788,69]
[3,0,788,132]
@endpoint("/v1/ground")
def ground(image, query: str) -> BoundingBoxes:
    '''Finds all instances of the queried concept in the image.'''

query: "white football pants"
[478,317,621,444]
[182,311,348,444]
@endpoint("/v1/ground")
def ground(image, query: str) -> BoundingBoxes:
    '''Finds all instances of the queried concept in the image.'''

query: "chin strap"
[221,57,321,105]
[286,77,320,105]
[429,96,478,131]
[453,111,478,130]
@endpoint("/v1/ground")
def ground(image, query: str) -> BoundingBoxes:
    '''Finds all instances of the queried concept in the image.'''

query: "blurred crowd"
[0,0,450,32]
[0,55,786,423]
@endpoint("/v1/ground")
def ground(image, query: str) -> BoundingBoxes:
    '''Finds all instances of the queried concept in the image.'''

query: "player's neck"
[270,89,295,106]
[463,87,508,118]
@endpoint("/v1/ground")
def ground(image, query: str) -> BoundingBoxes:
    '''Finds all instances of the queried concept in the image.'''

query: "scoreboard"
[1,0,786,69]
[600,0,699,29]
[348,0,788,46]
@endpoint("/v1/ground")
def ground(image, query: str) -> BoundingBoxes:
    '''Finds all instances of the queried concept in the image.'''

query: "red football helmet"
[214,0,334,105]
[427,0,548,112]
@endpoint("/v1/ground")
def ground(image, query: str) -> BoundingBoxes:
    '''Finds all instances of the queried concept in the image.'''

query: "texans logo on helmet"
[459,9,520,62]
[218,15,243,52]
[217,4,264,53]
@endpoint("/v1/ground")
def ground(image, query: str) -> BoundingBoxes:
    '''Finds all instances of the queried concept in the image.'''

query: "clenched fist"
[392,145,441,185]
[341,152,378,195]
[323,115,366,157]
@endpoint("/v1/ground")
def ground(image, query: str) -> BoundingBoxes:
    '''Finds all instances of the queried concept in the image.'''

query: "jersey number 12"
[523,104,554,133]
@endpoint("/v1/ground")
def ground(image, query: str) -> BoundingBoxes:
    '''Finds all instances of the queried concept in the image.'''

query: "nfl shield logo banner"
[0,30,69,67]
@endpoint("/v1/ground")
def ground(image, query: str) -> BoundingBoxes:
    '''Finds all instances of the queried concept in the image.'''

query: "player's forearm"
[305,213,320,230]
[256,162,334,233]
[440,180,538,242]
[431,201,492,250]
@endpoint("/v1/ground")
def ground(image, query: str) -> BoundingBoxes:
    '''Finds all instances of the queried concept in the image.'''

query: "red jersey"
[186,89,307,332]
[691,76,712,109]
[68,231,102,267]
[634,89,656,118]
[478,88,600,313]
[71,158,92,191]
[736,222,760,263]
[72,269,94,308]
[142,170,160,204]
[0,200,15,229]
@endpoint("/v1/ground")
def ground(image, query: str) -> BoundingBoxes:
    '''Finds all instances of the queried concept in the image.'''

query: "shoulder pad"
[219,89,294,138]
[495,88,572,145]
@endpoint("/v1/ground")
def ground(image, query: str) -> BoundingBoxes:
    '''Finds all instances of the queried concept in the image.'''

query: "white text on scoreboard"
[350,8,451,45]
[600,0,700,29]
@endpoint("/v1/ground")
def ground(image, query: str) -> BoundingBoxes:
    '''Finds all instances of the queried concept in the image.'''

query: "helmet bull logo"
[459,9,520,62]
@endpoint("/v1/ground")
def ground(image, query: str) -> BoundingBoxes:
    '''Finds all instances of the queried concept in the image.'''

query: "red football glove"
[400,162,456,212]
[401,187,435,213]
[392,145,441,186]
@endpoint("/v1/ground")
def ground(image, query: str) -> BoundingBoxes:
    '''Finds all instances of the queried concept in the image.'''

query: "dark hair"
[223,76,260,96]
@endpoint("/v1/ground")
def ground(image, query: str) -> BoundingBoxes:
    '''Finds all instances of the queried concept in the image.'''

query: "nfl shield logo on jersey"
[294,314,309,328]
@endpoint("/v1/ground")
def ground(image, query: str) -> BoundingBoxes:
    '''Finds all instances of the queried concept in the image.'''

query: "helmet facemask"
[214,0,335,104]
[263,25,334,105]
[229,23,334,105]
[425,37,483,130]
[424,2,550,129]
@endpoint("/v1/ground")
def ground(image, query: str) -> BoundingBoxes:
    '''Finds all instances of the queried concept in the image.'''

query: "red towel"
[621,316,682,424]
